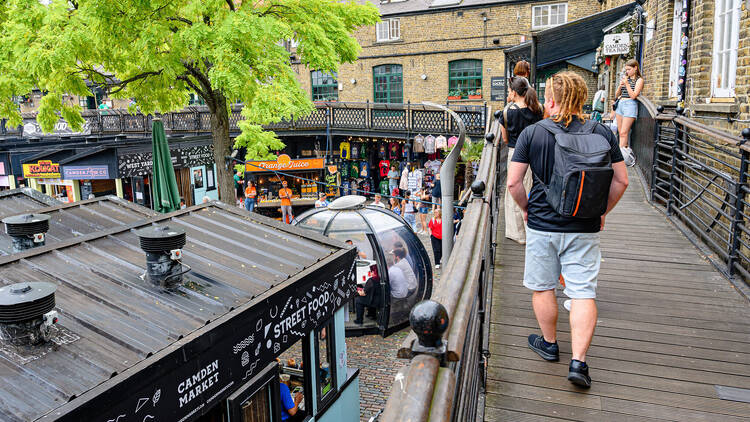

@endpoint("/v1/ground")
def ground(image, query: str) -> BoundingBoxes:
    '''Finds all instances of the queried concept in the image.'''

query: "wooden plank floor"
[486,169,750,421]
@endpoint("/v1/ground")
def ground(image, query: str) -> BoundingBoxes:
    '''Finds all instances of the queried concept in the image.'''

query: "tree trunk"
[464,160,474,191]
[208,94,234,203]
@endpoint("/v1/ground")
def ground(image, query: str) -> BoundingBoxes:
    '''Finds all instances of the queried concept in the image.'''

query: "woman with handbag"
[614,59,644,167]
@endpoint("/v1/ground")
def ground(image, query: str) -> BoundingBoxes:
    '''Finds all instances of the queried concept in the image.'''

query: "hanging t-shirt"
[448,136,459,148]
[435,135,447,150]
[425,160,441,175]
[349,179,358,193]
[350,162,360,178]
[402,142,411,160]
[379,160,390,177]
[339,141,350,159]
[359,161,369,178]
[407,171,421,192]
[379,180,390,196]
[424,135,436,154]
[399,168,409,191]
[413,134,425,153]
[379,142,387,158]
[389,142,400,160]
[350,143,359,159]
[359,143,367,159]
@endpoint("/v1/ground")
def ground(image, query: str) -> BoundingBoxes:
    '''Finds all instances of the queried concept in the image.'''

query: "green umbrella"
[151,118,180,213]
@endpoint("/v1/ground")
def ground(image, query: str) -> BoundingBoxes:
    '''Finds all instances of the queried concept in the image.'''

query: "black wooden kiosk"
[0,202,359,422]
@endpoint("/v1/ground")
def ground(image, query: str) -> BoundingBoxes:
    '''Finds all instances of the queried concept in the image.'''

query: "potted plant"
[447,90,461,100]
[468,89,482,99]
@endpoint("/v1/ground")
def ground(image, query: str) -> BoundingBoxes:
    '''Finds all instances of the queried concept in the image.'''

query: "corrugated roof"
[361,0,546,17]
[0,188,61,218]
[0,202,344,422]
[0,196,156,256]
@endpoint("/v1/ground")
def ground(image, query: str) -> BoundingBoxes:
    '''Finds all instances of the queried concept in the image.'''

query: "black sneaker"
[527,334,559,361]
[568,359,591,388]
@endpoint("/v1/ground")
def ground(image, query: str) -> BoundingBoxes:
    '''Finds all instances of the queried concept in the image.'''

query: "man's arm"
[601,161,629,228]
[507,161,530,219]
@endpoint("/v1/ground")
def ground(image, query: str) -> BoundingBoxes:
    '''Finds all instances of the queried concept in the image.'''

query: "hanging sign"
[603,33,630,55]
[490,77,506,102]
[22,160,61,178]
[246,155,325,172]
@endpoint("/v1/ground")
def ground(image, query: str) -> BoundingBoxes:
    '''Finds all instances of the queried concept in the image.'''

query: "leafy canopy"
[0,0,379,160]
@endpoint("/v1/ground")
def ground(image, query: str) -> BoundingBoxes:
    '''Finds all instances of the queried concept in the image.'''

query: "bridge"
[380,101,750,421]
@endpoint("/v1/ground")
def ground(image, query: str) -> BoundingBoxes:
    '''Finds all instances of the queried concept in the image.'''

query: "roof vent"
[134,225,188,289]
[0,282,58,346]
[2,214,51,253]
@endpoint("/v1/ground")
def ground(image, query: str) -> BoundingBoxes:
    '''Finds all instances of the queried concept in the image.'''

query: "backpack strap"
[537,118,567,135]
[503,102,519,125]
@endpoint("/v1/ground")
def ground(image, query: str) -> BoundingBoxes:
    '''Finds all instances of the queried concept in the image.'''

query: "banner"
[62,165,110,180]
[22,160,61,178]
[246,155,325,173]
[118,145,214,177]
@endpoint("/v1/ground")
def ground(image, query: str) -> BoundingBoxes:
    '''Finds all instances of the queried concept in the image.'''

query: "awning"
[566,51,598,74]
[504,3,635,69]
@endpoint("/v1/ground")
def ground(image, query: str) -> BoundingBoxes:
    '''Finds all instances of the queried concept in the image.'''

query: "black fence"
[2,102,487,138]
[630,98,750,288]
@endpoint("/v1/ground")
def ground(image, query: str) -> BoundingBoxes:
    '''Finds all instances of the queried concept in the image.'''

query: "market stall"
[245,154,325,218]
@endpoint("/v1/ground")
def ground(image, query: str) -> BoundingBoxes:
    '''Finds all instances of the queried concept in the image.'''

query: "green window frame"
[373,64,403,104]
[311,71,338,101]
[448,60,482,98]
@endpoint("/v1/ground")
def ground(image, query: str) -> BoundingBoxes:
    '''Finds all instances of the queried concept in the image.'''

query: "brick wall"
[294,0,603,111]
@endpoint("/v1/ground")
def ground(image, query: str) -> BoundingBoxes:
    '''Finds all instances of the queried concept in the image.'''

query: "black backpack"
[534,119,614,219]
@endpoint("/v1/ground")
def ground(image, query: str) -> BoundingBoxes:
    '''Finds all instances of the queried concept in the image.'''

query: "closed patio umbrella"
[151,118,180,213]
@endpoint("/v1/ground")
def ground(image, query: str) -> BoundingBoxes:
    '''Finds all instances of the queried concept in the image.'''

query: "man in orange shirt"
[244,180,257,212]
[279,180,293,224]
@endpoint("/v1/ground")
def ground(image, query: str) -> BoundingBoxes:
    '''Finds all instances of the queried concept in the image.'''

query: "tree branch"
[166,16,193,26]
[225,0,235,11]
[73,66,163,95]
[177,74,209,101]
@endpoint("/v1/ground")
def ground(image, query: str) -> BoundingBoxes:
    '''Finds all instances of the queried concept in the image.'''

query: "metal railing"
[379,107,500,422]
[630,98,750,291]
[2,101,487,138]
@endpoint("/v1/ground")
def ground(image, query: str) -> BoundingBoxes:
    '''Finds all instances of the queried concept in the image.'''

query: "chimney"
[0,282,58,346]
[2,214,51,253]
[134,225,187,289]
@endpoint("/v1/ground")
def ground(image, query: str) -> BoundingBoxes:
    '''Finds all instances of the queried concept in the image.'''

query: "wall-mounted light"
[350,78,356,85]
[421,74,427,80]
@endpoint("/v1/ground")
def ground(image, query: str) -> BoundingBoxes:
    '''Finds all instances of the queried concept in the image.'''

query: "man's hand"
[600,214,606,231]
[294,392,303,404]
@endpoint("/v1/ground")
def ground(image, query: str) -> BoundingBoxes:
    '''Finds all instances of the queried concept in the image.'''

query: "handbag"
[612,97,620,112]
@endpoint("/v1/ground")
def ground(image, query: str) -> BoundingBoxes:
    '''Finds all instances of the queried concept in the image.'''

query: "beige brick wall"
[294,0,603,111]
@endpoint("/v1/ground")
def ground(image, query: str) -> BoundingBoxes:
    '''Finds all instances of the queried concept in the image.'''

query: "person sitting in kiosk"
[354,264,381,325]
[279,372,304,422]
[393,247,417,296]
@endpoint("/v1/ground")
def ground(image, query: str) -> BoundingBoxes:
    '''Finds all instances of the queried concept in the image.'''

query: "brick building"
[292,0,607,110]
[596,0,749,136]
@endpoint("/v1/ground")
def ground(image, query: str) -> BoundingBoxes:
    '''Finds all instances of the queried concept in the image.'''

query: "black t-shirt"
[512,117,624,233]
[499,105,543,148]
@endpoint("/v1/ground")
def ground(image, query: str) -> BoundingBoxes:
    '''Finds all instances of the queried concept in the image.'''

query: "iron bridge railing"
[630,98,750,292]
[378,107,501,422]
[2,101,487,138]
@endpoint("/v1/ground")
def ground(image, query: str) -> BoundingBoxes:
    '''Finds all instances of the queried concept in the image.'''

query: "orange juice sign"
[23,160,61,178]
[246,155,325,172]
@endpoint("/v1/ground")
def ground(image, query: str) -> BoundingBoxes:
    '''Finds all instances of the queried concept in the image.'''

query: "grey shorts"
[523,227,601,299]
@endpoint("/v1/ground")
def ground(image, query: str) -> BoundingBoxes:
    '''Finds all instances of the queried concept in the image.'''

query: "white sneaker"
[435,264,440,269]
[563,299,572,311]
[621,147,636,167]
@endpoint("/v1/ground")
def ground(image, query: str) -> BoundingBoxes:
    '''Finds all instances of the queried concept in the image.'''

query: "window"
[373,64,403,104]
[532,3,567,30]
[376,18,400,42]
[711,0,740,97]
[226,362,280,422]
[315,319,337,408]
[448,60,482,98]
[668,0,683,98]
[311,71,338,101]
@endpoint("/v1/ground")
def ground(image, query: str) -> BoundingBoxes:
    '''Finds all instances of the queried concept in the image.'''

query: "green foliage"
[0,0,379,159]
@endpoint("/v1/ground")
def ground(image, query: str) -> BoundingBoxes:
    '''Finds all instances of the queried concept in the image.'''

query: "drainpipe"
[530,34,538,87]
[422,102,465,265]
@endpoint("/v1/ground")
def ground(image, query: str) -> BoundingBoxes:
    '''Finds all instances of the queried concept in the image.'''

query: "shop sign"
[246,154,325,172]
[118,145,214,177]
[57,251,356,422]
[22,118,92,137]
[37,178,75,186]
[62,165,110,180]
[0,162,5,176]
[490,77,506,102]
[22,160,60,178]
[603,33,630,56]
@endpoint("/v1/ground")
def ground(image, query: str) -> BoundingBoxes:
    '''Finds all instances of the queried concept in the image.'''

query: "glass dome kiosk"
[294,196,433,336]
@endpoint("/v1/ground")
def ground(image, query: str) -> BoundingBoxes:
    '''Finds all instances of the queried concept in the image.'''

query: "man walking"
[507,72,629,388]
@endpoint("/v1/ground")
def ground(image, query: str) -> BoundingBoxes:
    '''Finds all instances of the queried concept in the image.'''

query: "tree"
[447,137,484,191]
[0,0,379,201]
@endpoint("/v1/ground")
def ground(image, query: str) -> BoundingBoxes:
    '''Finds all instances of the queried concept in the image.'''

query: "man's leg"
[532,289,558,343]
[570,299,597,361]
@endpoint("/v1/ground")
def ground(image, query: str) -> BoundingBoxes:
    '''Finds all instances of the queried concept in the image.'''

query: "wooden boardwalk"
[486,169,750,421]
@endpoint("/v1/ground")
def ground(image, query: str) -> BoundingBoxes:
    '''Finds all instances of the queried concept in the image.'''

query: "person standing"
[372,193,386,208]
[430,173,441,211]
[233,169,242,203]
[428,208,442,269]
[314,192,329,208]
[401,190,417,230]
[389,197,401,215]
[614,59,644,167]
[591,84,606,122]
[278,180,293,224]
[387,164,400,196]
[418,188,430,234]
[507,71,628,388]
[399,164,409,195]
[500,76,543,244]
[245,180,257,212]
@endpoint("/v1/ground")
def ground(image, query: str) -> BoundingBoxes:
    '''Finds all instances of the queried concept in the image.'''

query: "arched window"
[311,71,338,101]
[448,60,482,99]
[373,64,403,104]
